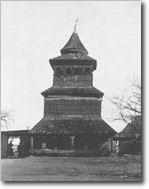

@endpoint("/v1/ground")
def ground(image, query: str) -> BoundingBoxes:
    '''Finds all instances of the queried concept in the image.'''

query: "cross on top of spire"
[60,18,88,55]
[73,18,79,33]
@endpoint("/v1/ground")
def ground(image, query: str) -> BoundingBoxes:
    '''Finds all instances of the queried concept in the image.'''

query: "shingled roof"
[41,87,104,98]
[30,117,116,135]
[61,32,88,55]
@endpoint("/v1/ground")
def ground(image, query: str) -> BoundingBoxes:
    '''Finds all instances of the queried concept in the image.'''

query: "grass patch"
[1,155,142,182]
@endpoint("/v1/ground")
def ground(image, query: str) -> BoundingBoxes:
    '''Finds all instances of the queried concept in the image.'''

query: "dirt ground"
[1,155,142,182]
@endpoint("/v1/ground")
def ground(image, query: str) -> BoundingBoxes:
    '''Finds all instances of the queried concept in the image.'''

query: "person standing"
[7,140,13,158]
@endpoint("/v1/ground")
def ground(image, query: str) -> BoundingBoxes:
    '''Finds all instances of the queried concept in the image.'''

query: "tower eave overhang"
[30,118,116,135]
[41,87,104,99]
[49,55,97,70]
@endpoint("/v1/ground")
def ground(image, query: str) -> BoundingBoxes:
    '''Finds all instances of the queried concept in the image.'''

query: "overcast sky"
[1,1,141,132]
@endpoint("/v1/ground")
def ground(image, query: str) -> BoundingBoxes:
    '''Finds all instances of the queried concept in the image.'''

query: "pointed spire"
[61,32,88,56]
[60,18,88,55]
[50,23,97,69]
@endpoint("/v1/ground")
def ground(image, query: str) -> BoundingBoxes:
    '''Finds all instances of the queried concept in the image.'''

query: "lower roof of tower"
[30,117,116,135]
[41,87,104,98]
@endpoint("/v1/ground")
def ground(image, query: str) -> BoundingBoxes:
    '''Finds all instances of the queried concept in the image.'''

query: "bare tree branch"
[1,110,15,130]
[109,75,141,124]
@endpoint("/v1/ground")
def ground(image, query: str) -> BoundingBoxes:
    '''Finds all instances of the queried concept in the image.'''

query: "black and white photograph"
[1,0,141,182]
